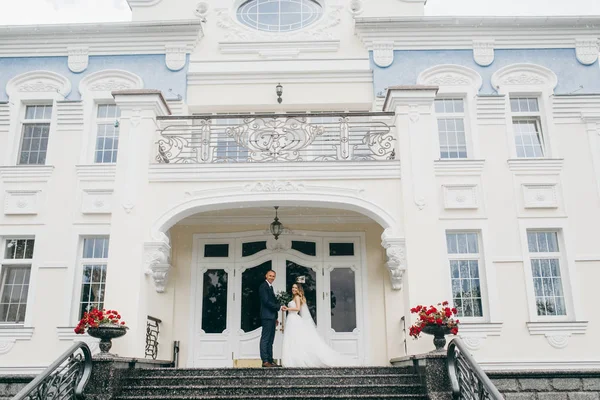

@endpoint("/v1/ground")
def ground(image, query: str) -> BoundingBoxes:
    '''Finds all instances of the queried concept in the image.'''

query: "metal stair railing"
[447,337,504,400]
[13,341,92,400]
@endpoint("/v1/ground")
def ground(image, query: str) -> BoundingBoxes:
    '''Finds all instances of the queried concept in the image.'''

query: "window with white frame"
[94,104,121,163]
[18,105,53,165]
[79,237,109,319]
[446,232,483,318]
[435,99,467,159]
[510,97,545,158]
[0,239,35,324]
[527,231,566,316]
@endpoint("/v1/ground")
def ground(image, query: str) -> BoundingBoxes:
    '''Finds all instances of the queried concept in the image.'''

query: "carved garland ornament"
[144,240,172,293]
[381,230,407,290]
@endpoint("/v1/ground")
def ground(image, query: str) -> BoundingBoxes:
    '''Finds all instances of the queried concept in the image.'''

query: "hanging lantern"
[269,206,284,240]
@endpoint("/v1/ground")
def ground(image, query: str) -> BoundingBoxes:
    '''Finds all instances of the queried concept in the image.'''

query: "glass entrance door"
[193,234,364,367]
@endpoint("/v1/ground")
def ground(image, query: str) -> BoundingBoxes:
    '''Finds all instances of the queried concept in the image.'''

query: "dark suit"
[259,281,279,363]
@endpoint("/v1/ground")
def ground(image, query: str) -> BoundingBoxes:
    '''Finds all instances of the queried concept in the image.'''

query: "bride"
[281,283,351,367]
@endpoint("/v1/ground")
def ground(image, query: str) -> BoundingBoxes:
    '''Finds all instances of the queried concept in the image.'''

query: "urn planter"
[87,325,127,356]
[421,325,451,352]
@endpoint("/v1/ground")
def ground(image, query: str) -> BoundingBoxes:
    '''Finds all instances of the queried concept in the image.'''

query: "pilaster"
[103,90,170,358]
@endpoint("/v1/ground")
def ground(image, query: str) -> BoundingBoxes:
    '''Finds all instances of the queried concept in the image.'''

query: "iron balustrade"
[13,341,92,400]
[145,315,161,360]
[447,338,504,400]
[155,112,396,164]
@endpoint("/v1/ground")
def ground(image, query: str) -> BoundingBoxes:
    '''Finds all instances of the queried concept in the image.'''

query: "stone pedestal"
[391,352,452,400]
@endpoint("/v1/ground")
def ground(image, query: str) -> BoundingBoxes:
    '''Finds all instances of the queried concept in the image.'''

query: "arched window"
[236,0,323,32]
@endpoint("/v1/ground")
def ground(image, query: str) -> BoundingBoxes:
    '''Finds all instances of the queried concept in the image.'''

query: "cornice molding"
[0,165,54,183]
[0,20,203,57]
[355,16,600,50]
[507,159,564,175]
[149,161,401,182]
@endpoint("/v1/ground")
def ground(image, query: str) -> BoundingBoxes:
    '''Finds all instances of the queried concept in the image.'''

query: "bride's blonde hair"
[293,283,307,304]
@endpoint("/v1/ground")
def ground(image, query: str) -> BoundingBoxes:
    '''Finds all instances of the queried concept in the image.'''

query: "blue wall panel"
[0,54,187,101]
[371,49,600,96]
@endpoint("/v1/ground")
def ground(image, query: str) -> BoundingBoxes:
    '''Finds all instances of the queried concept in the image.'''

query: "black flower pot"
[421,325,451,352]
[87,325,127,356]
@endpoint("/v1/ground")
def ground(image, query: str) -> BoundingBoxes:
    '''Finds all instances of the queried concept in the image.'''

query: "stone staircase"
[114,366,428,400]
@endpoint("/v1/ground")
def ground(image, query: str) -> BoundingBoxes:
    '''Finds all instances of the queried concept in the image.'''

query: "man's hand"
[281,306,288,311]
[276,320,279,327]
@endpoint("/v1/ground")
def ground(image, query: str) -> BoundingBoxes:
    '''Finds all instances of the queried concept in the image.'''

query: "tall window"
[95,104,121,163]
[446,232,483,318]
[435,99,467,159]
[527,231,566,316]
[510,97,544,158]
[0,239,34,324]
[79,237,109,319]
[19,105,52,165]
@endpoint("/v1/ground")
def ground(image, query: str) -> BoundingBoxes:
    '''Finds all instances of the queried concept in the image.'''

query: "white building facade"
[1,0,600,373]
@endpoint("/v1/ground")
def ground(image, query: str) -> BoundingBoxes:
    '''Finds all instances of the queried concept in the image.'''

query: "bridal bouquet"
[276,290,292,306]
[408,301,459,338]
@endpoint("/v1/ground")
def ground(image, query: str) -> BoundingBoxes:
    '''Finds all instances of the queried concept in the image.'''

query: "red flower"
[442,301,448,306]
[451,327,458,335]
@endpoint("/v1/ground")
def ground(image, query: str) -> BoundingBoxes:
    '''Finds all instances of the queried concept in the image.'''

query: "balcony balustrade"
[155,112,396,164]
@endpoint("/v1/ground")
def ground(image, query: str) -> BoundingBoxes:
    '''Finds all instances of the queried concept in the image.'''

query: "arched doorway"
[190,230,366,367]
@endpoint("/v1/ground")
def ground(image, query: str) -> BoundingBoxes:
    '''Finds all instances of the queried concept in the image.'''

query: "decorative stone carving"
[546,334,570,349]
[372,41,394,68]
[195,1,209,18]
[144,239,172,293]
[575,38,599,66]
[266,236,292,252]
[473,40,495,67]
[244,181,306,192]
[0,340,15,355]
[215,4,342,42]
[443,185,478,210]
[6,70,72,98]
[81,189,112,214]
[460,336,483,351]
[381,230,406,290]
[491,64,558,92]
[78,69,144,97]
[68,46,89,73]
[522,184,558,209]
[348,0,364,16]
[4,190,39,215]
[417,65,483,91]
[165,44,187,71]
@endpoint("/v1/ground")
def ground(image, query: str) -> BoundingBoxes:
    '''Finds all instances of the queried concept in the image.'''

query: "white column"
[103,90,171,358]
[384,86,449,355]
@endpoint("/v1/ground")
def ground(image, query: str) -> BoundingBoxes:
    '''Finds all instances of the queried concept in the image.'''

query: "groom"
[259,270,282,368]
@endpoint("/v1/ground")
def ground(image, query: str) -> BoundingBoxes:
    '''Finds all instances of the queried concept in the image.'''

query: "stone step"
[119,384,425,397]
[115,395,428,400]
[130,367,414,377]
[122,374,421,387]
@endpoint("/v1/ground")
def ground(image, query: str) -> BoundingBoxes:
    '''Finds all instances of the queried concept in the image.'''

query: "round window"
[237,0,323,33]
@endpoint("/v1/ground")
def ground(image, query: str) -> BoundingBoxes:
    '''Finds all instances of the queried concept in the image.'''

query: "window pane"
[286,260,317,324]
[79,264,107,319]
[531,257,566,316]
[329,243,354,256]
[447,232,483,318]
[19,124,50,165]
[201,269,228,334]
[5,239,35,260]
[0,267,31,323]
[242,241,267,257]
[330,268,357,332]
[241,261,272,332]
[237,0,323,32]
[513,118,544,158]
[291,241,316,256]
[82,237,110,259]
[95,123,120,164]
[204,244,229,258]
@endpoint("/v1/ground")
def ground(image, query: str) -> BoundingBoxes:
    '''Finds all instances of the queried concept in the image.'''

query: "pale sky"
[0,0,598,26]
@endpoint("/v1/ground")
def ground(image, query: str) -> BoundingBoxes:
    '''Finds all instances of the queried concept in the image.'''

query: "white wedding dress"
[281,299,351,367]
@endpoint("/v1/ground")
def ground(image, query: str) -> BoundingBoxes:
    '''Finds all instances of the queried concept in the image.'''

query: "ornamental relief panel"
[575,38,599,65]
[4,190,39,215]
[472,39,495,67]
[68,46,89,73]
